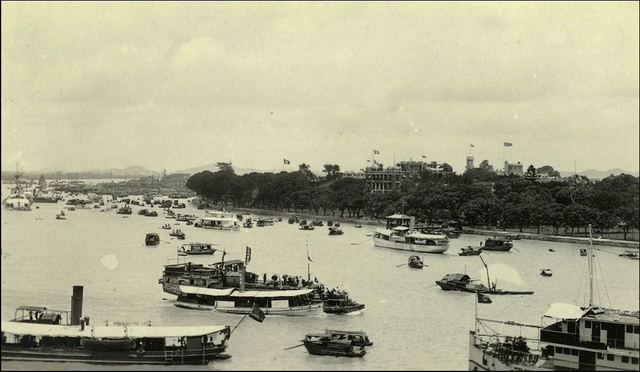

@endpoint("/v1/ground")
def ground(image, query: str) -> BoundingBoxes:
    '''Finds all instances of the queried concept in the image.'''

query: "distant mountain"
[558,168,639,180]
[103,165,155,177]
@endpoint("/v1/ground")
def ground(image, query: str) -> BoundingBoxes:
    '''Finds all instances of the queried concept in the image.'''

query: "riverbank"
[229,207,639,249]
[463,228,639,249]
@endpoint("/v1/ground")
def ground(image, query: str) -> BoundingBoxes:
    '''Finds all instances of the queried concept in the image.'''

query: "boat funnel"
[70,285,83,325]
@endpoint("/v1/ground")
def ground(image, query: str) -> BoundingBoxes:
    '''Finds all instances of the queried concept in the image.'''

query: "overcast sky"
[2,2,638,175]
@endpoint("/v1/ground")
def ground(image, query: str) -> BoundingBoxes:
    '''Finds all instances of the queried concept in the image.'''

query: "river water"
[1,191,639,371]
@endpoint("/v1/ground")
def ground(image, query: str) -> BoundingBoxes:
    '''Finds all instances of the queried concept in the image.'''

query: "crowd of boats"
[2,178,639,368]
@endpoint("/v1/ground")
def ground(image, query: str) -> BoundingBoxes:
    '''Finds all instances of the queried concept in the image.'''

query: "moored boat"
[177,242,217,256]
[322,288,365,314]
[328,226,343,235]
[619,250,639,260]
[482,236,513,251]
[468,224,640,371]
[1,286,232,365]
[373,214,449,254]
[195,211,240,231]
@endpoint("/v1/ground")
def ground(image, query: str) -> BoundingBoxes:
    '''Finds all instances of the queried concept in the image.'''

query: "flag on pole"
[248,303,266,323]
[366,159,371,162]
[283,159,290,164]
[307,255,313,262]
[470,144,474,147]
[477,293,492,304]
[503,142,512,147]
[422,155,426,158]
[373,160,378,165]
[373,150,380,154]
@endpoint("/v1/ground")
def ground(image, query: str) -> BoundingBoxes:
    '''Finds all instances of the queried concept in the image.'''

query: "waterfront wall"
[229,207,639,249]
[463,228,640,249]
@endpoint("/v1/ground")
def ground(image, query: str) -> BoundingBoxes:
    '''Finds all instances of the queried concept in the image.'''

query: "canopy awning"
[178,286,235,296]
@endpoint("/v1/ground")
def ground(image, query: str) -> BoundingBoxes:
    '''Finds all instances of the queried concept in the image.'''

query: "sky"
[2,2,638,175]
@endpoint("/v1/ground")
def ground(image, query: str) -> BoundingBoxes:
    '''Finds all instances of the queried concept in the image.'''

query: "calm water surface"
[1,193,638,370]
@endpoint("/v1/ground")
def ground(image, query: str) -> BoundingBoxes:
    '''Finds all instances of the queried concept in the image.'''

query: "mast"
[588,224,594,307]
[478,255,491,290]
[306,239,310,282]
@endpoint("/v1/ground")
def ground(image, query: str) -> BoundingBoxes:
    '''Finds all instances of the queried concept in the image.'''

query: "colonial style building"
[364,160,453,193]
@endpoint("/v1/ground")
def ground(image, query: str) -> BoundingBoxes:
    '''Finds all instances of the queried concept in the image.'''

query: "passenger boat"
[619,250,639,260]
[145,233,160,246]
[0,286,232,365]
[159,253,321,297]
[468,224,640,371]
[436,256,533,295]
[243,218,253,228]
[540,268,553,277]
[177,242,217,256]
[301,331,369,357]
[195,211,240,231]
[408,255,424,269]
[459,246,483,256]
[175,287,323,316]
[482,236,513,251]
[373,214,449,254]
[322,289,365,314]
[4,193,32,211]
[328,226,343,235]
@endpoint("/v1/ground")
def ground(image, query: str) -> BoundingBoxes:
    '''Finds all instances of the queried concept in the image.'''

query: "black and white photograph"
[1,2,638,370]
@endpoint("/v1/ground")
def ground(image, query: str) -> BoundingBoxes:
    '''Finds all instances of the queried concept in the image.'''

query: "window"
[585,321,592,329]
[607,354,614,361]
[571,349,578,356]
[597,353,604,359]
[627,325,633,333]
[556,347,562,353]
[622,356,629,363]
[631,358,638,365]
[634,326,640,334]
[563,348,570,355]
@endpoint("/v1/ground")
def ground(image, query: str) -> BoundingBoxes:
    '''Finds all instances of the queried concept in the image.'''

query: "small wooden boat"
[322,289,364,314]
[354,222,362,228]
[145,233,160,246]
[540,268,553,277]
[56,211,66,220]
[299,224,315,231]
[619,250,639,260]
[408,255,424,269]
[328,226,343,235]
[301,332,367,357]
[459,246,482,256]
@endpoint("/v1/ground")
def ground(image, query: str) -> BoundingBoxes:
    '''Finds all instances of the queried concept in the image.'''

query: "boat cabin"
[13,306,69,325]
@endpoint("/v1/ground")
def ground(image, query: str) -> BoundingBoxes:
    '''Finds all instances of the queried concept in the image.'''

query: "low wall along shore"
[228,207,639,250]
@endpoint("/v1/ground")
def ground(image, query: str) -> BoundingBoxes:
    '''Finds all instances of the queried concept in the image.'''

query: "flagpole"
[306,239,310,282]
[231,311,251,334]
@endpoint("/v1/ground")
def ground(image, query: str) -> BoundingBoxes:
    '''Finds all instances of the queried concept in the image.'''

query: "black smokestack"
[70,286,83,325]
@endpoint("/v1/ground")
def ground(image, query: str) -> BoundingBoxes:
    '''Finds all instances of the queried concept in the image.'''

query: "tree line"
[185,162,639,239]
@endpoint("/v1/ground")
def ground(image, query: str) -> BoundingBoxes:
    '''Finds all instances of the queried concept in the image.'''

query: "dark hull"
[302,342,366,357]
[435,282,533,295]
[323,304,365,314]
[481,245,512,252]
[1,345,230,365]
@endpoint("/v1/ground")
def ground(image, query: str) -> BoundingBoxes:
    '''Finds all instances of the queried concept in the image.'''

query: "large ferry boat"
[468,225,639,371]
[1,286,232,365]
[373,214,449,254]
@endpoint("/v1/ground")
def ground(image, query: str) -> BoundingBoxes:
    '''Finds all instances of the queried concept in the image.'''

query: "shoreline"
[229,207,639,249]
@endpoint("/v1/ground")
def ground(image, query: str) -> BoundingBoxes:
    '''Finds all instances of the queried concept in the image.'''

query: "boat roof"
[16,306,49,312]
[228,289,314,298]
[1,321,228,338]
[385,214,412,219]
[179,286,236,296]
[392,226,410,231]
[325,329,368,336]
[441,273,471,281]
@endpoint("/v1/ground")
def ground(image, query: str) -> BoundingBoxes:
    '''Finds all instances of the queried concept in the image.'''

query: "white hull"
[373,237,448,254]
[175,301,323,316]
